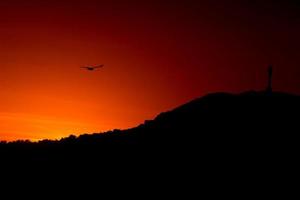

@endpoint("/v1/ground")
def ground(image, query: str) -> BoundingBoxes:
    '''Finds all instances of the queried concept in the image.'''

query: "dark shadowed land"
[1,90,299,161]
[0,90,299,195]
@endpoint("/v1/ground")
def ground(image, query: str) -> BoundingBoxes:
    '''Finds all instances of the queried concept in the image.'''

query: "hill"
[1,90,299,162]
[1,90,299,195]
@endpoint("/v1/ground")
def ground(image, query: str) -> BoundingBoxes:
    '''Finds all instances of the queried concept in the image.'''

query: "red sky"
[0,0,299,141]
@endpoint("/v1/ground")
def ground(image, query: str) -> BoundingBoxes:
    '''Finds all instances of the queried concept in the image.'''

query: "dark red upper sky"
[0,0,299,140]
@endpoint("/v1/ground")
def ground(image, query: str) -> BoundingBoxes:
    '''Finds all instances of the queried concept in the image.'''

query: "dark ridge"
[1,90,298,194]
[1,90,299,161]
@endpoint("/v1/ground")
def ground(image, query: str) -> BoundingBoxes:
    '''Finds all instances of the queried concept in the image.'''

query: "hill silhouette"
[1,90,299,163]
[1,90,298,196]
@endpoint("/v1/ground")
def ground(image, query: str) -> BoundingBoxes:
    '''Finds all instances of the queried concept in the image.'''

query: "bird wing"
[94,64,104,68]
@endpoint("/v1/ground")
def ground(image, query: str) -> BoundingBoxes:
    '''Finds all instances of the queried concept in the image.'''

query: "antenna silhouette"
[267,65,273,93]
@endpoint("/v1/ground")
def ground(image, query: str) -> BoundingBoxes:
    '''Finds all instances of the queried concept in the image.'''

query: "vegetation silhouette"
[0,67,299,195]
[1,90,299,195]
[1,90,299,164]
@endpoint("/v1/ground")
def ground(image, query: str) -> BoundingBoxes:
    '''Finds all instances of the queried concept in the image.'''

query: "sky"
[0,0,299,141]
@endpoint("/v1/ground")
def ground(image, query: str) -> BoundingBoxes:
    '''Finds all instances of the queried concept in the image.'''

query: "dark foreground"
[0,91,299,196]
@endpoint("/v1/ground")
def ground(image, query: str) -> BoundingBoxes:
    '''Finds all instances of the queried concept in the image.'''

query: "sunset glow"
[1,1,300,141]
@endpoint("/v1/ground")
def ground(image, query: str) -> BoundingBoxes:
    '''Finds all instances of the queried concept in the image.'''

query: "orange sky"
[1,1,300,141]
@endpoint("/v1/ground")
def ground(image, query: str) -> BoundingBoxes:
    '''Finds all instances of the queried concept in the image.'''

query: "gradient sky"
[0,0,300,141]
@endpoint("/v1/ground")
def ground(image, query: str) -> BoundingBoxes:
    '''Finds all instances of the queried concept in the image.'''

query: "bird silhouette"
[81,64,104,71]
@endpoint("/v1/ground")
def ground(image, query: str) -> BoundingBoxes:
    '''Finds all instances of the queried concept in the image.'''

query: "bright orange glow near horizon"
[1,1,300,141]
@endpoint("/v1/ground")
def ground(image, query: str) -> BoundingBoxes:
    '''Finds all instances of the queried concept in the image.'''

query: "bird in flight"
[81,64,104,71]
